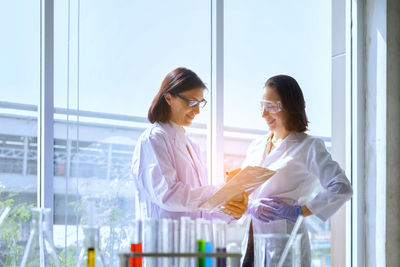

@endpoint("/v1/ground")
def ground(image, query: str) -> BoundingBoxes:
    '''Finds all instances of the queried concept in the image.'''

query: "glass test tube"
[158,218,172,266]
[213,220,227,267]
[179,217,192,267]
[129,219,143,267]
[143,218,158,267]
[171,219,179,267]
[196,219,212,267]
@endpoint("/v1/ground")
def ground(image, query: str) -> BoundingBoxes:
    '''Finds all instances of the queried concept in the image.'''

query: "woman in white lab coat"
[238,75,353,266]
[131,67,247,220]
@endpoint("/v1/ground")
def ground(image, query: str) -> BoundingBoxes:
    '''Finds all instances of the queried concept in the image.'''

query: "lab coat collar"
[156,121,203,185]
[267,131,301,154]
[156,121,194,166]
[169,121,187,145]
[285,131,303,143]
[156,121,187,146]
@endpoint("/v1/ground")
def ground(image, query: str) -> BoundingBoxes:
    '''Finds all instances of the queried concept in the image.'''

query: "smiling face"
[262,86,288,133]
[164,87,204,126]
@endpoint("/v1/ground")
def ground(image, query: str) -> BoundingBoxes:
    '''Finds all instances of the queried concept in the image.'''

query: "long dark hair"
[148,67,206,123]
[265,75,308,132]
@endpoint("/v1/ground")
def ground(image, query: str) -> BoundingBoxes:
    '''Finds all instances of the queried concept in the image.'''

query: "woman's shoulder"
[246,133,269,151]
[139,122,171,143]
[252,133,269,144]
[295,132,328,152]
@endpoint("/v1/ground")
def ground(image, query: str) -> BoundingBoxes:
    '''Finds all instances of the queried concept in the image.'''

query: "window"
[0,1,350,266]
[224,1,333,266]
[0,1,40,264]
[53,1,211,264]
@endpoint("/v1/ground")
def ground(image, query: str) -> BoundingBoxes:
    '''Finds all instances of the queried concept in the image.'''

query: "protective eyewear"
[176,94,207,108]
[259,100,282,113]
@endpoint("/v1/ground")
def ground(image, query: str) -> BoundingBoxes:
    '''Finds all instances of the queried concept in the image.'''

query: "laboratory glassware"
[76,226,106,267]
[128,219,143,267]
[212,220,227,267]
[20,208,61,267]
[255,233,300,267]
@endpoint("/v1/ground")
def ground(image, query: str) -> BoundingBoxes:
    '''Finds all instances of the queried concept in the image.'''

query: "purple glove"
[259,197,302,222]
[247,199,282,223]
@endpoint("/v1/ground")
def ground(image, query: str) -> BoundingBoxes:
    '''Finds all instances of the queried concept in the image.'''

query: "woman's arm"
[304,138,353,221]
[132,131,217,212]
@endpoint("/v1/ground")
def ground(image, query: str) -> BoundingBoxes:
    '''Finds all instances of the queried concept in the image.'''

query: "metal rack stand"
[119,252,242,267]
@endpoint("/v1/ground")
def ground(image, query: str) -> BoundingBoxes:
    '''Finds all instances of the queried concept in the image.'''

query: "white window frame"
[38,0,54,227]
[209,0,225,184]
[350,0,366,266]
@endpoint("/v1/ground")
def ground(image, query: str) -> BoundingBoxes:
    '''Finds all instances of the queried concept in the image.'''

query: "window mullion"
[38,0,54,226]
[209,0,224,185]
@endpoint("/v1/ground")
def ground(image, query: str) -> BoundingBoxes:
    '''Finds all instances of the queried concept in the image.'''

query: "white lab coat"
[131,121,221,220]
[241,131,353,266]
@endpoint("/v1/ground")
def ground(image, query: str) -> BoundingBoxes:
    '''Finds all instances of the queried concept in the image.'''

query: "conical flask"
[20,208,61,267]
[76,226,106,267]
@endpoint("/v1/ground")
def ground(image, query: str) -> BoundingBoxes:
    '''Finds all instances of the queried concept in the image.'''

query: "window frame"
[38,0,54,224]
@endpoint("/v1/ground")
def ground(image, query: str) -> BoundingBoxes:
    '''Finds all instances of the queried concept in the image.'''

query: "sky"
[0,0,331,137]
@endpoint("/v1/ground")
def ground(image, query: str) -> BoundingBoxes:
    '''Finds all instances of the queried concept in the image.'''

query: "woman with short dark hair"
[132,67,247,220]
[233,75,353,266]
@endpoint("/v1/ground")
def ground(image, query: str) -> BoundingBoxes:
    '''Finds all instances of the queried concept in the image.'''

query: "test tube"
[171,219,179,267]
[158,218,173,266]
[87,248,95,267]
[203,221,212,267]
[213,220,227,267]
[195,218,206,267]
[142,218,158,267]
[188,219,196,267]
[196,219,212,267]
[129,219,143,267]
[179,217,192,267]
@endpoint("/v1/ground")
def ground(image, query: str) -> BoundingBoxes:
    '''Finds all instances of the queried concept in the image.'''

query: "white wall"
[364,0,386,266]
[362,0,400,266]
[386,0,400,265]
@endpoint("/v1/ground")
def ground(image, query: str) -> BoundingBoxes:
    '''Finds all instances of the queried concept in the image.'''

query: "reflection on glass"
[54,1,212,265]
[20,208,61,267]
[0,1,39,265]
[224,2,333,266]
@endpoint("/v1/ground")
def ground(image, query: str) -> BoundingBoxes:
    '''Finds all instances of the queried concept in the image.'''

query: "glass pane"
[0,1,40,265]
[54,1,211,265]
[224,1,332,266]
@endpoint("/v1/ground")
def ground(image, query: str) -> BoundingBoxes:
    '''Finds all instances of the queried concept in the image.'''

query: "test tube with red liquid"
[129,219,142,267]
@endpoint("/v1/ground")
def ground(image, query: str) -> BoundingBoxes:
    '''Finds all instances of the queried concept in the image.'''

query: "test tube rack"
[118,252,241,267]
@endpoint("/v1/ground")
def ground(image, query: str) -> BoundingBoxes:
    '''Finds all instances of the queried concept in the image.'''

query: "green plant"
[0,188,35,267]
[59,245,78,267]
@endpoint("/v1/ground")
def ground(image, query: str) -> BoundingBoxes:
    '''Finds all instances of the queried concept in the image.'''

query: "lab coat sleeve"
[132,130,218,212]
[304,138,353,221]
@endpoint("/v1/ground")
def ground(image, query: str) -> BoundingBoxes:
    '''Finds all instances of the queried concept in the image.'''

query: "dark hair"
[148,67,206,123]
[265,75,308,132]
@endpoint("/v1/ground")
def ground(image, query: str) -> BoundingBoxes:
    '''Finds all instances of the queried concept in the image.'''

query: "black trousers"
[242,221,254,267]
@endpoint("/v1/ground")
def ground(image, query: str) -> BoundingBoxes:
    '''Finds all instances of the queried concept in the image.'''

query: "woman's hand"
[251,197,303,222]
[225,168,241,182]
[225,192,248,219]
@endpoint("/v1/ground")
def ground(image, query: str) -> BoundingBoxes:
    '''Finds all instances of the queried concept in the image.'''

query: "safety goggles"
[176,94,207,108]
[259,100,282,113]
